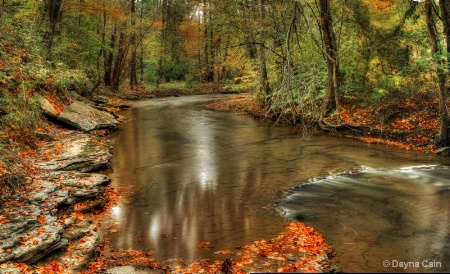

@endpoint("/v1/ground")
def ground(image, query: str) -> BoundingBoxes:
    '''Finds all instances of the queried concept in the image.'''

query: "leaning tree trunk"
[319,0,340,119]
[437,0,450,146]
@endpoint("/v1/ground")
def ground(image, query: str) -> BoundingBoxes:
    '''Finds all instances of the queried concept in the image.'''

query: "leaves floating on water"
[196,241,214,250]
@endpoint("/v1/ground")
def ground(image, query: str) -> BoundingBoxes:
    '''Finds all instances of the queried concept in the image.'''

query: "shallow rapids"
[279,165,450,273]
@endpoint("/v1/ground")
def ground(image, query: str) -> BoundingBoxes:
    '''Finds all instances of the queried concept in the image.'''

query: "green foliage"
[53,67,92,96]
[0,92,42,134]
[269,63,327,120]
[160,59,193,82]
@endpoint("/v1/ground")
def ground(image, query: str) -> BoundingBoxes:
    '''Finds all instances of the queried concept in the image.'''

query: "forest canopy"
[1,0,450,148]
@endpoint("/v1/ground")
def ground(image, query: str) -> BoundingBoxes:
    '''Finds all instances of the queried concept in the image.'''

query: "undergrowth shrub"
[53,67,92,97]
[0,92,42,145]
[0,142,27,199]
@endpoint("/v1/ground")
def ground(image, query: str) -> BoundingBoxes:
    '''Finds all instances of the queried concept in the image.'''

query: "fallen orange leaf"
[37,216,46,224]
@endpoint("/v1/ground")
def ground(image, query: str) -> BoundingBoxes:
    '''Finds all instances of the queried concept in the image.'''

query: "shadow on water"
[102,95,449,272]
[279,166,450,273]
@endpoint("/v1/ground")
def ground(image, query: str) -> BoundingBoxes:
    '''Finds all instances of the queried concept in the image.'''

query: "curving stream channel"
[102,95,449,273]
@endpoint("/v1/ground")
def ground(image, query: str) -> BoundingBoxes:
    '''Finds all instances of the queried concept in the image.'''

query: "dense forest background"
[2,0,450,152]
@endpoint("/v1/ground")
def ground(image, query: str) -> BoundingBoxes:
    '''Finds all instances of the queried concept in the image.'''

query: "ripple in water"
[279,165,450,273]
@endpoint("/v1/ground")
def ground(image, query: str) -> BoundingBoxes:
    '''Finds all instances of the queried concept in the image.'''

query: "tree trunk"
[129,0,138,89]
[438,0,450,146]
[259,45,269,100]
[204,0,213,82]
[319,0,340,118]
[156,57,163,87]
[44,0,63,60]
[1,0,5,17]
[112,31,127,91]
[104,23,116,87]
[212,21,221,92]
[139,5,145,83]
[259,0,270,108]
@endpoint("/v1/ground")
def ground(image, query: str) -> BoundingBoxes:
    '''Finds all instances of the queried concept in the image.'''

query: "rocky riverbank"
[0,131,114,273]
[1,94,337,273]
[0,95,124,273]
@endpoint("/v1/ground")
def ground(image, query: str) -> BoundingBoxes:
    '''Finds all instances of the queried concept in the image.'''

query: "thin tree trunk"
[1,0,5,18]
[139,4,144,83]
[129,0,138,89]
[156,57,163,87]
[437,0,450,146]
[112,30,127,91]
[319,0,340,119]
[104,23,116,87]
[259,0,270,108]
[44,0,63,60]
[204,0,213,82]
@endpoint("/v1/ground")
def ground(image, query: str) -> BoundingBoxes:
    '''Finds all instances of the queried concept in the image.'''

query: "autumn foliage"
[79,222,331,274]
[208,94,441,154]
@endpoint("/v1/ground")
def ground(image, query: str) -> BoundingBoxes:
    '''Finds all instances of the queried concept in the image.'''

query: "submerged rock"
[58,100,119,132]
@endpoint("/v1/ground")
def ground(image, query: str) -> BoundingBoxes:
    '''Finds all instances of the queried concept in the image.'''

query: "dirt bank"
[206,94,444,155]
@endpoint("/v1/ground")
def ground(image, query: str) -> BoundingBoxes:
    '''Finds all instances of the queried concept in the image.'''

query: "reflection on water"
[103,95,448,272]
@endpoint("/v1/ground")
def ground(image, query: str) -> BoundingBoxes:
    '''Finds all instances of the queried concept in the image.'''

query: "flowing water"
[102,95,450,272]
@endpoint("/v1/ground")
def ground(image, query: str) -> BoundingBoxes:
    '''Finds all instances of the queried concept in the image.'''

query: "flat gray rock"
[0,170,111,265]
[32,132,112,172]
[58,100,119,132]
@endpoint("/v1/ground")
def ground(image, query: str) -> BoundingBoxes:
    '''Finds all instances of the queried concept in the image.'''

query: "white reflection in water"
[190,114,217,190]
[149,214,161,246]
[111,206,122,222]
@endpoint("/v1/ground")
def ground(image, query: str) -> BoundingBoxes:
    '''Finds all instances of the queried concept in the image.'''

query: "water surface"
[279,166,450,273]
[103,95,448,272]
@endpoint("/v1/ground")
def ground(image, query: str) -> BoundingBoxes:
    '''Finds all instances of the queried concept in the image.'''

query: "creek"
[102,95,449,272]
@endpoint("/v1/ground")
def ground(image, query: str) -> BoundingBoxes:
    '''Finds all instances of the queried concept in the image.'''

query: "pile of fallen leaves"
[178,222,333,273]
[81,222,332,274]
